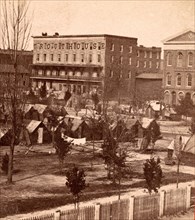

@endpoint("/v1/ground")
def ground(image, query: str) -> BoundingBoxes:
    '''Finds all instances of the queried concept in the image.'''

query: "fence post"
[129,196,134,220]
[95,203,100,220]
[186,185,191,210]
[159,190,165,217]
[54,210,61,220]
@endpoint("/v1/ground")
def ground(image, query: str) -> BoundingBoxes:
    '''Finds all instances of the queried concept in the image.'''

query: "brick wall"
[136,79,163,103]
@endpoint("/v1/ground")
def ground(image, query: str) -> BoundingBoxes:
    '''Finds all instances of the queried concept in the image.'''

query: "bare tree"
[0,0,32,184]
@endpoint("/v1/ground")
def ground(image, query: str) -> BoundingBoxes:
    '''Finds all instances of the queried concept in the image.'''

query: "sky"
[1,0,195,49]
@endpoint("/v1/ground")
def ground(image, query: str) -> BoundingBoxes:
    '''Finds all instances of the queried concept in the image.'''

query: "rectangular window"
[72,85,76,93]
[144,51,147,58]
[65,54,68,62]
[149,51,152,58]
[43,54,46,62]
[144,61,146,68]
[156,62,159,68]
[119,56,123,64]
[73,54,76,62]
[83,86,86,93]
[127,71,131,79]
[129,46,132,53]
[36,54,40,61]
[111,56,114,63]
[120,70,123,78]
[167,53,172,66]
[89,54,92,63]
[129,57,131,65]
[50,54,54,61]
[111,43,114,51]
[58,54,61,62]
[188,53,193,66]
[137,50,140,57]
[149,61,152,68]
[98,54,101,63]
[157,52,160,59]
[81,54,84,63]
[110,70,113,78]
[120,45,123,52]
[167,74,171,86]
[136,60,139,67]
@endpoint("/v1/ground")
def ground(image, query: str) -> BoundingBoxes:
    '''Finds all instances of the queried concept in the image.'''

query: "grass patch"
[0,145,195,218]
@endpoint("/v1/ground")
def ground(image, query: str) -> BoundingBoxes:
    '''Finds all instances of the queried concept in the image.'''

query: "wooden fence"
[164,187,187,216]
[99,199,129,220]
[133,194,160,220]
[22,186,191,220]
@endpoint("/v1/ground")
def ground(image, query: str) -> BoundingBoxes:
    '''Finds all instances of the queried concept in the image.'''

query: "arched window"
[176,73,181,86]
[167,52,172,66]
[178,92,185,100]
[192,93,195,105]
[188,52,193,66]
[172,91,176,106]
[185,92,191,100]
[187,73,192,86]
[164,91,170,105]
[166,73,171,85]
[177,52,183,67]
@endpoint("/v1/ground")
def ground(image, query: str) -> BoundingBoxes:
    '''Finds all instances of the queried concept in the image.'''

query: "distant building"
[135,45,162,102]
[162,29,195,106]
[31,34,138,103]
[136,45,161,74]
[0,49,33,88]
[31,33,162,103]
[135,73,163,104]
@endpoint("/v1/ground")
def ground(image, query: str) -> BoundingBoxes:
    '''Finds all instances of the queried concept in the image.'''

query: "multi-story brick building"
[163,29,195,106]
[135,45,162,103]
[31,33,138,102]
[31,33,162,103]
[136,45,161,74]
[0,49,33,88]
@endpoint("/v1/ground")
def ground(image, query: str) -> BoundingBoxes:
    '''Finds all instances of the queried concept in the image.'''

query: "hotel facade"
[31,34,161,103]
[163,29,195,106]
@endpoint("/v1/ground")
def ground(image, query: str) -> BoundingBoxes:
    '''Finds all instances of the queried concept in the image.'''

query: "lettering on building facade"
[34,42,105,51]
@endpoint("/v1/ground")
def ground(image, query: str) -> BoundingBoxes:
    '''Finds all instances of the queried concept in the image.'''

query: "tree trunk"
[7,141,14,184]
[176,159,180,188]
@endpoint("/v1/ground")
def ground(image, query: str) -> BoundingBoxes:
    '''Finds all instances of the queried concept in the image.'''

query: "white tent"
[182,134,195,154]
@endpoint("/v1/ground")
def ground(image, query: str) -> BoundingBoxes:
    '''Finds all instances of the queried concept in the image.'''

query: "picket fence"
[22,186,191,220]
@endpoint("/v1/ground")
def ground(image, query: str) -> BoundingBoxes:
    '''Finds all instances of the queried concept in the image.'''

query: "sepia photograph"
[0,0,194,219]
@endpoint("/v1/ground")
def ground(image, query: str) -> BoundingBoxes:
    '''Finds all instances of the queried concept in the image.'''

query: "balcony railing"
[30,74,102,82]
[32,62,103,69]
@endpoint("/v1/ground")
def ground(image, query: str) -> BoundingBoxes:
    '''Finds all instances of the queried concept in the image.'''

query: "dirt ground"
[0,120,194,219]
[160,208,195,220]
[0,140,195,219]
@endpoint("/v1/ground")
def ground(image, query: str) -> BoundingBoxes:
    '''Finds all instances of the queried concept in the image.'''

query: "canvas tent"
[121,118,144,143]
[0,127,10,146]
[26,120,51,144]
[164,107,180,121]
[33,104,48,121]
[24,104,40,121]
[140,118,161,151]
[63,116,90,139]
[145,101,164,119]
[181,134,195,166]
[0,126,21,146]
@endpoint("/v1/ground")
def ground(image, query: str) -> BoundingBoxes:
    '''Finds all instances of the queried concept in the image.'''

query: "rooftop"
[0,64,29,74]
[32,34,137,40]
[0,49,33,55]
[136,73,163,79]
